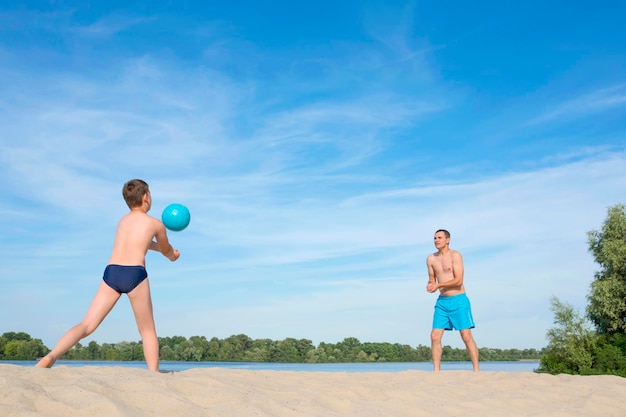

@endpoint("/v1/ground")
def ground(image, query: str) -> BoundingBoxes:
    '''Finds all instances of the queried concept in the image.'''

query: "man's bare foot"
[35,355,56,368]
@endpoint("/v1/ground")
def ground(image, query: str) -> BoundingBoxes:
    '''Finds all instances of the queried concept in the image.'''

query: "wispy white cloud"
[70,14,155,39]
[524,84,626,126]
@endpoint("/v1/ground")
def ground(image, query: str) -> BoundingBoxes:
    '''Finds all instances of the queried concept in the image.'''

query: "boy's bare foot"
[35,355,56,368]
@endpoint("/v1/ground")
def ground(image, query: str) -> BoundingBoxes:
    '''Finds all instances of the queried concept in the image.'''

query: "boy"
[36,179,180,372]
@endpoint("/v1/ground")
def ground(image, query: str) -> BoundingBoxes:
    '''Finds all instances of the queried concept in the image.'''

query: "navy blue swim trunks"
[103,264,148,294]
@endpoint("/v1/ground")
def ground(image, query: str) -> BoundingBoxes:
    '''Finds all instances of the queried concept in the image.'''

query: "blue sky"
[1,1,625,351]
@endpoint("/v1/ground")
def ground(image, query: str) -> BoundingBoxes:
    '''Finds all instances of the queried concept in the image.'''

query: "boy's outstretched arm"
[154,223,180,262]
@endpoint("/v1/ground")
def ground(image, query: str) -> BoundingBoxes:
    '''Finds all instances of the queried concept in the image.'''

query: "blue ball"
[161,203,191,231]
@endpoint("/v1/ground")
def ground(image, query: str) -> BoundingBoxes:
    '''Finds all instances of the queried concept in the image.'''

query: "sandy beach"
[1,364,625,417]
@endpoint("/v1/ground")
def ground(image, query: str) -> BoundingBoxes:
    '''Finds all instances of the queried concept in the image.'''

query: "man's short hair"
[435,229,450,238]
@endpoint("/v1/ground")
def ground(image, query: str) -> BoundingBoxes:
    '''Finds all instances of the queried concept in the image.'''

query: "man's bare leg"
[36,282,120,368]
[430,328,445,372]
[460,329,480,371]
[128,279,159,372]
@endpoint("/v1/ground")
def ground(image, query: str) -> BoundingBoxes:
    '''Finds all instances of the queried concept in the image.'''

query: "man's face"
[433,232,449,249]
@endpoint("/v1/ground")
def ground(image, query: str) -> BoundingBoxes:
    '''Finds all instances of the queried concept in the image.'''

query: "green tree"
[0,336,6,359]
[222,334,253,361]
[2,331,32,342]
[160,345,176,360]
[216,340,236,361]
[103,343,120,360]
[415,344,431,361]
[586,203,626,335]
[305,348,323,363]
[539,297,596,374]
[2,338,46,360]
[592,336,626,376]
[249,339,273,361]
[87,341,101,360]
[114,341,142,361]
[293,338,315,360]
[1,332,43,359]
[25,339,48,360]
[159,336,187,352]
[270,338,301,362]
[3,340,21,359]
[205,337,221,361]
[336,337,362,361]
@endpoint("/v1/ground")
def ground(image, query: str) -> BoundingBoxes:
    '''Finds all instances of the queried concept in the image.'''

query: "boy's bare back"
[108,210,178,266]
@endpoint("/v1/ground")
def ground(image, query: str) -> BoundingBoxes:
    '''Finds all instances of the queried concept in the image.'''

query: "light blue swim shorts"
[432,293,475,331]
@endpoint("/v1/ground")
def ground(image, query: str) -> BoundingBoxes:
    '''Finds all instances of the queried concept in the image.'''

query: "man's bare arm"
[426,257,438,293]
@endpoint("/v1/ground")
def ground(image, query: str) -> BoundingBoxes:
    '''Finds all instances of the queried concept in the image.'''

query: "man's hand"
[426,282,439,293]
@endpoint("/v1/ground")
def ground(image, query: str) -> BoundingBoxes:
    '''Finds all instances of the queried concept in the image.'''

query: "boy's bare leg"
[430,328,444,372]
[36,282,121,368]
[460,329,480,371]
[128,279,159,372]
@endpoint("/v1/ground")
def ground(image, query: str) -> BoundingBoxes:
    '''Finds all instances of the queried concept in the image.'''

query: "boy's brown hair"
[122,179,150,208]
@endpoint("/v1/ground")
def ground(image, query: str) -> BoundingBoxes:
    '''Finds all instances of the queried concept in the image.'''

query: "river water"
[2,360,539,372]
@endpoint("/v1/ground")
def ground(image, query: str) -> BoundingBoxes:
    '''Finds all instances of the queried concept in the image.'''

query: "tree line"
[0,331,544,363]
[539,203,626,377]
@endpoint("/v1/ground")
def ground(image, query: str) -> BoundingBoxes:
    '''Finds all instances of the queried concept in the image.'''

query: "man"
[426,229,479,371]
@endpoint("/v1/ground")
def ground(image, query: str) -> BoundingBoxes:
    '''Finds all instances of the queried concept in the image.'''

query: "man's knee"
[460,330,475,344]
[431,330,444,343]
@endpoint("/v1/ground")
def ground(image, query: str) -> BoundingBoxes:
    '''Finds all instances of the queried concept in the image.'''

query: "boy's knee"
[79,322,98,337]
